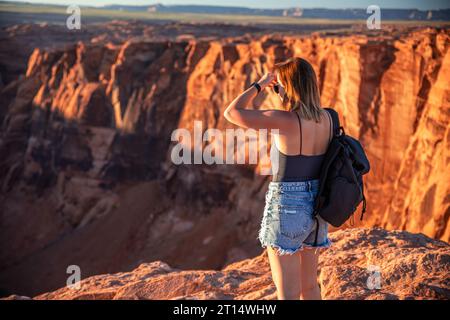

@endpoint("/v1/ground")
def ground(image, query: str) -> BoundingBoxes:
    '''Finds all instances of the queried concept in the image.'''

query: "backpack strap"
[294,111,302,154]
[324,108,340,136]
[314,217,319,246]
[324,110,333,144]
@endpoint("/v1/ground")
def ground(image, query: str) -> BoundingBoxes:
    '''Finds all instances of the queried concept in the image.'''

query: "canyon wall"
[0,26,448,296]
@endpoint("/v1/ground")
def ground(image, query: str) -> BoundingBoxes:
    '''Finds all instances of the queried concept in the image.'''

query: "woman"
[224,57,332,300]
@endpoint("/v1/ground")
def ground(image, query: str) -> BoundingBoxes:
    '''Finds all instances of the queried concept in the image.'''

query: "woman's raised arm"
[223,73,288,130]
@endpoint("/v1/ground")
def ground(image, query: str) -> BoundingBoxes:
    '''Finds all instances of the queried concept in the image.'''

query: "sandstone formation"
[0,20,349,87]
[0,23,448,297]
[4,228,448,300]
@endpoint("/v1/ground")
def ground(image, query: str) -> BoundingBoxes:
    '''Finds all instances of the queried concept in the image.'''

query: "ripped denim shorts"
[257,179,331,255]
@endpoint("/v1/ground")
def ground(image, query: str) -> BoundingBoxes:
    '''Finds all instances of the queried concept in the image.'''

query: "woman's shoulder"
[321,106,338,114]
[263,109,294,119]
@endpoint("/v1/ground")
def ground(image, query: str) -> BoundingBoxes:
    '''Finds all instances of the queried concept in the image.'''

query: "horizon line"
[2,0,450,11]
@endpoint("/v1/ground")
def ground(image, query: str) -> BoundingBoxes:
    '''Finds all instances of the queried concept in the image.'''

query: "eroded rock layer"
[5,228,449,300]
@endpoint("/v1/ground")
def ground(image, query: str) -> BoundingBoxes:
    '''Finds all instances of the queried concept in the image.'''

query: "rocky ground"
[4,228,449,300]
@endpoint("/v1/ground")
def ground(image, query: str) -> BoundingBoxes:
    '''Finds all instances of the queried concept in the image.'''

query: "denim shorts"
[257,179,331,255]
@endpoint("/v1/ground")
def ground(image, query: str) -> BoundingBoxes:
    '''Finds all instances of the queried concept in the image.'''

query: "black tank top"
[272,110,332,182]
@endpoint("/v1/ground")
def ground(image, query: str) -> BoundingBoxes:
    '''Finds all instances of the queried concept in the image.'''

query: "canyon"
[0,22,449,297]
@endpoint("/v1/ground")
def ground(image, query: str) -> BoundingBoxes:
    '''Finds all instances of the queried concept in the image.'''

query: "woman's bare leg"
[266,246,302,300]
[299,248,321,300]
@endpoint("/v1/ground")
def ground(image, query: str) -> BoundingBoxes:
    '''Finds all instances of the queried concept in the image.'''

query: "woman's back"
[272,109,332,182]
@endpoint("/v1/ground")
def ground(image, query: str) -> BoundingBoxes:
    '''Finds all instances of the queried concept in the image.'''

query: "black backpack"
[312,108,370,244]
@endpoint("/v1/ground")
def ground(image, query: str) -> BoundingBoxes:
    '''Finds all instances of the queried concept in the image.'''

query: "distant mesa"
[99,4,450,21]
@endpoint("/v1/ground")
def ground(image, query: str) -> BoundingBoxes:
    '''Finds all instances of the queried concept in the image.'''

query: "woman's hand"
[224,71,288,129]
[257,72,277,90]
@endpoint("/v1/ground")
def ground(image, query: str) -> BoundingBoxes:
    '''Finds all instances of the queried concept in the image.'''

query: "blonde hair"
[274,57,323,122]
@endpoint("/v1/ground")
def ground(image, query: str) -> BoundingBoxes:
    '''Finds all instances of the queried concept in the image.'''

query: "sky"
[4,0,450,10]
